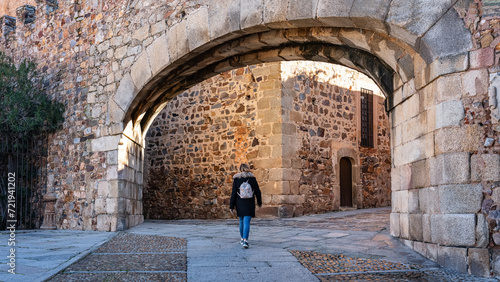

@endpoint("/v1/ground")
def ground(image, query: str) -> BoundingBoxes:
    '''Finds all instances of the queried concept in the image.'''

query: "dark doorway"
[340,157,353,207]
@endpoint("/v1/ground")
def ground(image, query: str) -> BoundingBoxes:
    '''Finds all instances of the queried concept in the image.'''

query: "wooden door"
[340,157,352,207]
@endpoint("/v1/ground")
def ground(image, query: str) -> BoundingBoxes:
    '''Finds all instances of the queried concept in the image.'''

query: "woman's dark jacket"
[230,172,262,217]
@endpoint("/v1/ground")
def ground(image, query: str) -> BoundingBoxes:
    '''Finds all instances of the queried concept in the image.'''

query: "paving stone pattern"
[291,250,495,282]
[48,233,187,282]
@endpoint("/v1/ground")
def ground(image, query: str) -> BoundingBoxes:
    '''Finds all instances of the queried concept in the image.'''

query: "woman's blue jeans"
[239,216,252,240]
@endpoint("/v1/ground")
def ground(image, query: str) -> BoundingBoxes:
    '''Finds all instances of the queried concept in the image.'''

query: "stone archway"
[96,0,492,276]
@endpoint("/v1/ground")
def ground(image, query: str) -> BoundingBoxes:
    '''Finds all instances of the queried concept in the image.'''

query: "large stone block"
[410,159,429,189]
[114,74,138,111]
[207,0,241,40]
[434,125,483,154]
[408,189,419,213]
[91,135,121,152]
[471,154,500,182]
[350,0,391,33]
[392,190,408,213]
[394,133,434,166]
[418,187,439,214]
[390,212,400,237]
[437,245,468,274]
[435,100,464,129]
[386,0,455,48]
[428,53,469,83]
[186,8,210,52]
[338,29,372,52]
[419,8,473,63]
[461,69,489,97]
[409,213,423,241]
[285,1,323,27]
[315,0,354,27]
[130,52,152,91]
[167,20,189,62]
[146,35,169,76]
[431,214,476,246]
[436,73,463,103]
[240,0,267,32]
[469,248,491,277]
[438,184,482,214]
[422,214,432,242]
[429,152,470,185]
[263,0,294,29]
[399,213,409,239]
[476,214,489,248]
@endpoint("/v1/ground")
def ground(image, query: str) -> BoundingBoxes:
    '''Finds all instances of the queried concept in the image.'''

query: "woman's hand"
[230,209,234,215]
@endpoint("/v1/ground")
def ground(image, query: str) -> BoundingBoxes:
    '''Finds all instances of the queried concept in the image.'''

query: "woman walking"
[230,163,262,249]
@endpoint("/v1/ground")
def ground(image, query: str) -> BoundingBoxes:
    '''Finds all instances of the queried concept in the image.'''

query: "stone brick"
[187,7,210,51]
[470,47,494,69]
[286,0,322,27]
[435,100,464,129]
[146,35,170,76]
[96,214,111,232]
[386,0,455,48]
[410,159,429,189]
[166,20,188,62]
[393,133,434,166]
[114,74,138,111]
[430,152,470,185]
[419,8,472,63]
[317,0,355,27]
[240,0,267,32]
[418,187,439,214]
[339,29,372,52]
[409,213,423,241]
[408,189,419,213]
[469,248,491,277]
[437,245,468,274]
[436,73,462,103]
[390,212,400,237]
[207,0,241,40]
[133,25,150,41]
[399,213,409,239]
[471,154,500,182]
[350,0,391,33]
[91,135,121,152]
[263,0,293,29]
[438,184,482,214]
[431,214,476,246]
[461,69,489,97]
[476,214,489,248]
[434,125,483,154]
[428,53,469,84]
[422,214,432,242]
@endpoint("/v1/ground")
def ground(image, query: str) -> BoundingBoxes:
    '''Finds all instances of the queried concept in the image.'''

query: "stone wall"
[1,0,499,277]
[144,61,391,219]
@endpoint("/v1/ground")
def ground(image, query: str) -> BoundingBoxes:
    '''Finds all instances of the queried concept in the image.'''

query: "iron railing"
[0,133,47,230]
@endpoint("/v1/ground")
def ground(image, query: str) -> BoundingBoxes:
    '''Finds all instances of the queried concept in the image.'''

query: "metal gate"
[0,133,47,230]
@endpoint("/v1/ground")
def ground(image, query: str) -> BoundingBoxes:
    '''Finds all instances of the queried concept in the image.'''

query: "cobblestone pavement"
[2,207,498,281]
[290,250,494,281]
[47,233,187,282]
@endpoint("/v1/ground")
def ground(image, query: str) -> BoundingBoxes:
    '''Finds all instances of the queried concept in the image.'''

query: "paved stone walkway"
[1,207,498,281]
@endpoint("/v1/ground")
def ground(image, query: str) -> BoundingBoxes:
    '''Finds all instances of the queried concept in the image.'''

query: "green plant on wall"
[0,52,64,136]
[0,52,64,230]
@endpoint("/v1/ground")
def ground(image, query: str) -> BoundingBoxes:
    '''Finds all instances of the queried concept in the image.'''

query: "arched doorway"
[339,157,353,207]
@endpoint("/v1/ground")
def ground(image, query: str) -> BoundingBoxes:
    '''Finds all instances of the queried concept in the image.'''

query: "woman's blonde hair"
[239,163,251,172]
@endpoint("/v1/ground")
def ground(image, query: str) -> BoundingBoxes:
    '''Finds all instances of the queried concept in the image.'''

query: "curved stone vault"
[1,0,499,278]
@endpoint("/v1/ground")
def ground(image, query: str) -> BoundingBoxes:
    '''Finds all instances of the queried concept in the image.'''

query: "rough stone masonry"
[143,61,391,220]
[0,0,499,278]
